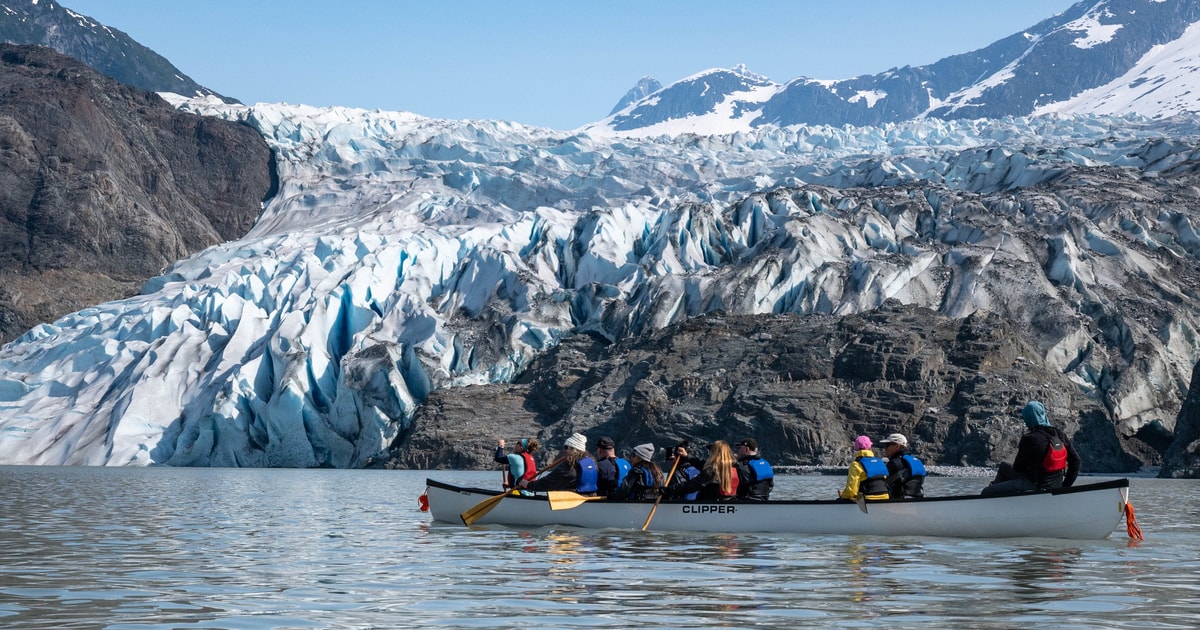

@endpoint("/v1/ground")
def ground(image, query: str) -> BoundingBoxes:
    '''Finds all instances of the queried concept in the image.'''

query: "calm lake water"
[0,467,1195,629]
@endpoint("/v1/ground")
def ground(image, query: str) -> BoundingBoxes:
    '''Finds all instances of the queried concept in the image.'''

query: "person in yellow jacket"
[837,435,891,501]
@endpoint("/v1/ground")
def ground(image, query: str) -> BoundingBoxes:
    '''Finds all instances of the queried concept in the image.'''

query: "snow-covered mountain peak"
[588,0,1200,136]
[1035,19,1200,117]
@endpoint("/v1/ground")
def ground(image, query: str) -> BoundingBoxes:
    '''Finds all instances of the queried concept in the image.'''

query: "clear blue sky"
[67,0,1081,130]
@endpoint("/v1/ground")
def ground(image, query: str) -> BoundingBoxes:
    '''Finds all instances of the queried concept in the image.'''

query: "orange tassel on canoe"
[1123,500,1144,541]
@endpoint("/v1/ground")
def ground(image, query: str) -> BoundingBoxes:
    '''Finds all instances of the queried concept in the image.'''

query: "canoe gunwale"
[424,476,1130,506]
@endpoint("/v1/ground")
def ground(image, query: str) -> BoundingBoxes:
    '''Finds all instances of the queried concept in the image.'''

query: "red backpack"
[1043,433,1068,473]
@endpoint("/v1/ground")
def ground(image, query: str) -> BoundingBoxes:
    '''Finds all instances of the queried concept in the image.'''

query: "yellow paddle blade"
[546,491,605,510]
[460,491,509,526]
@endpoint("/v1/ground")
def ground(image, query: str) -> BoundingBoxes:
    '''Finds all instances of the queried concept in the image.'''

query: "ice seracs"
[0,98,1197,467]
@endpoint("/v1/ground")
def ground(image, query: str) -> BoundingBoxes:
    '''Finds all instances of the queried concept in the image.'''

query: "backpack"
[1042,432,1068,473]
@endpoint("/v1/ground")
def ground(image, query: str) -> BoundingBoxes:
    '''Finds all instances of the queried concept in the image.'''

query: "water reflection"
[1008,546,1082,600]
[2,468,1198,628]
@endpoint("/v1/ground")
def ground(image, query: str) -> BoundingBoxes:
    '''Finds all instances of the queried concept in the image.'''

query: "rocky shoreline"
[384,303,1199,477]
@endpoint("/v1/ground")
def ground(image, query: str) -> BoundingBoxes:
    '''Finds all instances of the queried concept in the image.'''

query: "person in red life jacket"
[661,440,739,501]
[878,433,926,499]
[594,436,631,497]
[837,435,891,501]
[733,437,774,501]
[981,401,1081,497]
[665,440,703,501]
[493,437,539,490]
[519,432,599,495]
[611,443,664,501]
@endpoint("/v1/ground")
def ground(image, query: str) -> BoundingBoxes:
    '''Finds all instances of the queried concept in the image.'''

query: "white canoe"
[424,478,1131,540]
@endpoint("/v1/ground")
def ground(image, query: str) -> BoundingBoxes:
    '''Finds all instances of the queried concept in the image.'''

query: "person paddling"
[662,440,738,501]
[837,435,890,502]
[879,433,926,499]
[665,440,702,501]
[594,436,630,497]
[494,437,539,490]
[981,401,1080,497]
[733,438,774,501]
[611,443,664,500]
[519,433,599,495]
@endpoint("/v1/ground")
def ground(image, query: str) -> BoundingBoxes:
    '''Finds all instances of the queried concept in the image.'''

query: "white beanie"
[564,432,587,452]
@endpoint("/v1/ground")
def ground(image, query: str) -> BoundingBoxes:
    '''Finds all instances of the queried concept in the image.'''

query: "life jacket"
[637,465,655,488]
[721,465,740,498]
[623,464,657,500]
[898,454,927,499]
[519,451,537,482]
[857,456,889,496]
[1042,431,1068,473]
[677,464,701,500]
[505,451,538,488]
[901,454,926,478]
[615,457,631,486]
[576,457,599,494]
[740,457,774,500]
[747,457,774,481]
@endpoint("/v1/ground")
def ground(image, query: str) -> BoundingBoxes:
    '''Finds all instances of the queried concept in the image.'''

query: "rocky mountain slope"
[390,301,1160,473]
[0,0,224,100]
[0,44,273,344]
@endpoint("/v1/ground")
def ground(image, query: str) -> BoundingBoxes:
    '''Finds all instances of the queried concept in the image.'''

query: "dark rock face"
[388,302,1146,473]
[1162,361,1200,478]
[0,44,272,344]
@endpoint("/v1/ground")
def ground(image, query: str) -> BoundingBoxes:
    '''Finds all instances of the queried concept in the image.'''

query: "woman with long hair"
[662,440,739,500]
[519,433,599,495]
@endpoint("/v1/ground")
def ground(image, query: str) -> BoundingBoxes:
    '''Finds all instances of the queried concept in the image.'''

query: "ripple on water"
[0,468,1196,628]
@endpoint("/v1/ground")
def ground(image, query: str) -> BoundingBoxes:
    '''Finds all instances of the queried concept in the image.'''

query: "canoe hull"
[425,478,1129,540]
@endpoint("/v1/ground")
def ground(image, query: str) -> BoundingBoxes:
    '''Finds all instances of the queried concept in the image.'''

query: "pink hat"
[853,435,872,450]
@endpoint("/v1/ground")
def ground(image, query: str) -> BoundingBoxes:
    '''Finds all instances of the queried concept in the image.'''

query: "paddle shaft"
[642,453,682,531]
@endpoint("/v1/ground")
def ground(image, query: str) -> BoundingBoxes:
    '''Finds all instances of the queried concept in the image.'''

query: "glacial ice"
[0,98,1197,466]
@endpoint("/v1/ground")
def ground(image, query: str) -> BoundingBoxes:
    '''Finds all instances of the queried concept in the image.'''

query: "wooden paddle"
[459,490,511,526]
[641,453,682,531]
[460,456,564,526]
[546,491,607,510]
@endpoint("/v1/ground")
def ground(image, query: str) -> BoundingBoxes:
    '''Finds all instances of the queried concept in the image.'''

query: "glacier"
[0,97,1198,466]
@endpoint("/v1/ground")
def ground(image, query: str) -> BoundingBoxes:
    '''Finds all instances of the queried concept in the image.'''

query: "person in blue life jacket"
[493,437,539,490]
[733,438,774,501]
[594,436,631,497]
[878,433,926,499]
[520,432,599,495]
[837,435,891,501]
[665,440,702,501]
[981,401,1081,497]
[611,443,664,501]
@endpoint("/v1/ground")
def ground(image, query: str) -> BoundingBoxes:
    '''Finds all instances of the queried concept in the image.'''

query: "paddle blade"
[856,494,868,514]
[547,491,605,510]
[460,491,508,526]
